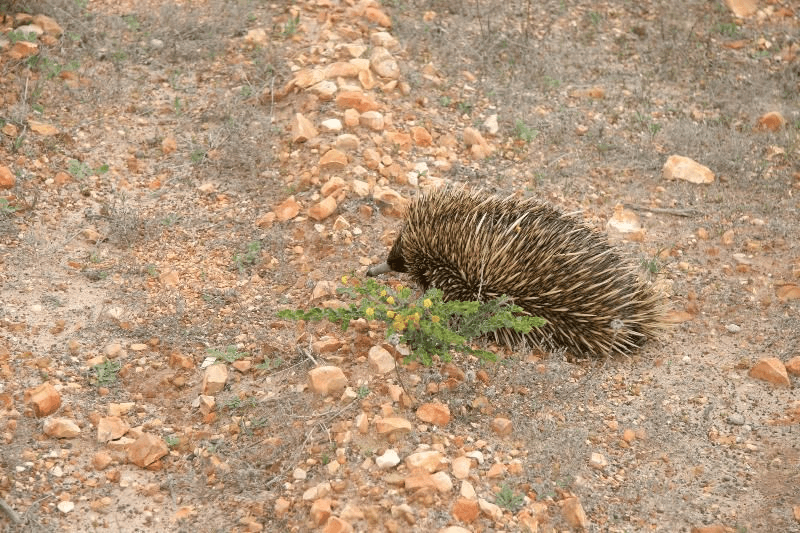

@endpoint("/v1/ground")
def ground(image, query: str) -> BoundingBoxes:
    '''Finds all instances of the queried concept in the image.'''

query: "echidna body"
[367,187,665,357]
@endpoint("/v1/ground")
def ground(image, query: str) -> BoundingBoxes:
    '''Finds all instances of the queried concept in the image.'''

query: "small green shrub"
[278,278,545,366]
[495,484,525,511]
[92,359,121,386]
[514,120,538,143]
[0,198,17,215]
[208,345,248,363]
[68,159,109,179]
[233,241,261,272]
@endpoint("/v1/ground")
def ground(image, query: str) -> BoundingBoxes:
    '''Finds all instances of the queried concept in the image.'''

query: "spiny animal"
[367,187,666,357]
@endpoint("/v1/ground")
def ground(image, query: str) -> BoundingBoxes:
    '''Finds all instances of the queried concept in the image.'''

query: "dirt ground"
[1,0,799,532]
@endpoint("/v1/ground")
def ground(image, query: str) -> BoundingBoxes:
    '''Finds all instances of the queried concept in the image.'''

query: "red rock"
[161,136,177,154]
[748,357,791,387]
[308,195,337,221]
[24,383,61,417]
[416,402,450,426]
[368,345,395,374]
[92,451,113,470]
[97,416,130,443]
[364,6,392,27]
[28,120,59,136]
[663,155,715,184]
[308,366,347,395]
[32,14,63,37]
[8,41,38,59]
[370,47,399,79]
[451,456,471,479]
[310,498,332,526]
[724,0,757,18]
[335,91,379,113]
[359,111,384,131]
[776,284,800,302]
[385,131,412,150]
[343,108,360,127]
[43,417,81,438]
[326,62,360,79]
[690,526,729,533]
[321,176,347,197]
[0,166,15,189]
[202,364,228,395]
[452,498,479,523]
[405,450,445,473]
[562,497,588,528]
[127,432,168,467]
[375,416,412,436]
[411,126,433,147]
[292,112,318,143]
[274,196,300,221]
[319,149,348,171]
[490,417,512,436]
[322,516,354,533]
[785,356,800,376]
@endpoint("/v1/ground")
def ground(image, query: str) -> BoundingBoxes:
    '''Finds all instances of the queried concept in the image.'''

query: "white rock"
[376,449,401,469]
[57,501,75,513]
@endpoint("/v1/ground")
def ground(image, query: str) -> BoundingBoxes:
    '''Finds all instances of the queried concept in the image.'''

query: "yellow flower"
[423,298,432,308]
[365,307,374,318]
[386,296,395,305]
[380,289,387,297]
[386,310,395,318]
[393,320,406,331]
[341,275,348,284]
[431,315,440,323]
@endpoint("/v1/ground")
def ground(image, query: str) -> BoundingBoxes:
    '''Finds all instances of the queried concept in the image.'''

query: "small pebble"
[727,413,745,426]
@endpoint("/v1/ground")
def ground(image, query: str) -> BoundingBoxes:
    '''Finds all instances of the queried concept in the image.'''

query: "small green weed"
[93,359,121,386]
[514,120,538,143]
[255,357,283,370]
[6,30,38,43]
[357,385,370,399]
[456,101,473,115]
[279,278,546,366]
[495,484,525,511]
[68,159,109,179]
[122,14,140,30]
[642,256,660,274]
[543,75,561,89]
[0,198,17,215]
[165,435,180,447]
[282,14,300,37]
[233,241,262,272]
[716,22,739,37]
[208,345,248,363]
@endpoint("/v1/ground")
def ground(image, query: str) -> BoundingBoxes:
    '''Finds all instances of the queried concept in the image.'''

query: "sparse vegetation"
[68,159,109,180]
[495,484,525,511]
[279,278,545,365]
[92,359,121,386]
[233,240,262,272]
[208,345,248,363]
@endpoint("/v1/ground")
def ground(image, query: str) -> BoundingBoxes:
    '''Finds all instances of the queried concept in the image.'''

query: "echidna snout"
[367,187,666,358]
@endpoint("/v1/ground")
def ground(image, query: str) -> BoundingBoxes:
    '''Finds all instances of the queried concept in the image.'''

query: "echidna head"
[366,231,407,277]
[385,233,407,272]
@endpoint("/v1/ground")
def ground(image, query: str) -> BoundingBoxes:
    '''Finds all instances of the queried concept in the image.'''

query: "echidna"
[367,187,665,357]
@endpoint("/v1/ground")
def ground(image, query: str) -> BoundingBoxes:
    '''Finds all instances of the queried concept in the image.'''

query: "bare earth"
[1,1,799,532]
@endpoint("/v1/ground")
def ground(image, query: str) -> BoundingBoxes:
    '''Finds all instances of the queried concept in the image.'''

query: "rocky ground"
[1,0,799,532]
